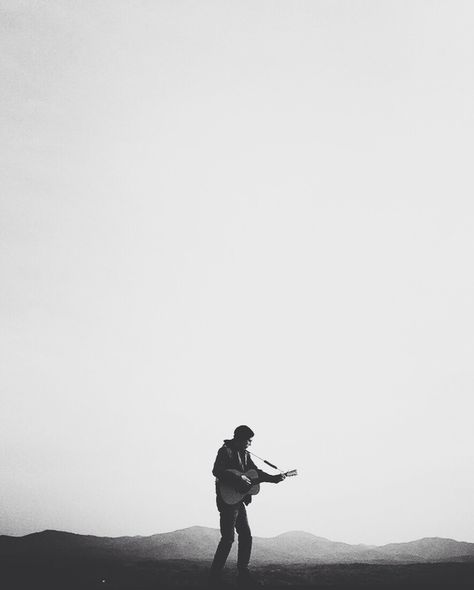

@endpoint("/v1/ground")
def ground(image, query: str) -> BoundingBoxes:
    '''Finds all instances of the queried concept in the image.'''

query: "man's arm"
[247,455,284,483]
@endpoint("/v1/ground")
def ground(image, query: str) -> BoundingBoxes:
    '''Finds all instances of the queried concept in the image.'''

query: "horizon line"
[2,525,472,547]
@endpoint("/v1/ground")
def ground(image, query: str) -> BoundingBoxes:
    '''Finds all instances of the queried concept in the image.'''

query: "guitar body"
[218,469,260,505]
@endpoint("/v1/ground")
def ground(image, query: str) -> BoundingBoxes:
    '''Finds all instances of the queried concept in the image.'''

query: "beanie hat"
[234,425,255,440]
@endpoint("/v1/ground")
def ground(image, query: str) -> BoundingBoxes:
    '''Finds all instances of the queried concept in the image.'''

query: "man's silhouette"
[209,425,285,588]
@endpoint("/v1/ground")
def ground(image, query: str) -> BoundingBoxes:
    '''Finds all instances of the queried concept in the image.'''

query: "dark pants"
[210,497,252,575]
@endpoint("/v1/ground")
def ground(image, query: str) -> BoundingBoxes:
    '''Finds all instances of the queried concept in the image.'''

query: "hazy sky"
[1,1,473,545]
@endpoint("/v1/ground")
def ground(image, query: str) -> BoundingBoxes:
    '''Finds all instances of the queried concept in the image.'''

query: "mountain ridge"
[1,527,474,564]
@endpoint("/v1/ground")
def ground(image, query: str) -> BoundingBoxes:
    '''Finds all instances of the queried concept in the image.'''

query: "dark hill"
[1,527,474,564]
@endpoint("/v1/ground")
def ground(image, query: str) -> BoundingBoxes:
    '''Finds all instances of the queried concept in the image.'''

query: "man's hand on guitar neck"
[241,473,285,484]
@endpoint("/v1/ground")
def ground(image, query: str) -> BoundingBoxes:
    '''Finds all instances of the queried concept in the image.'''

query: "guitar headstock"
[284,469,298,477]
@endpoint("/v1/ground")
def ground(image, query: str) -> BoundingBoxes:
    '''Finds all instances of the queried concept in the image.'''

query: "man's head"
[233,424,254,450]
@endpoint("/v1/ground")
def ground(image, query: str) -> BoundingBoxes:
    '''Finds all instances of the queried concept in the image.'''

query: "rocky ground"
[2,559,474,589]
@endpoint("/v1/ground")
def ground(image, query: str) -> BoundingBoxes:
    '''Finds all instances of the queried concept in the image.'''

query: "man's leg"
[235,503,252,573]
[209,500,239,581]
[235,504,263,587]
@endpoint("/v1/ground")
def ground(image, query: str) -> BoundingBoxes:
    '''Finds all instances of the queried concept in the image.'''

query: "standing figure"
[209,425,285,588]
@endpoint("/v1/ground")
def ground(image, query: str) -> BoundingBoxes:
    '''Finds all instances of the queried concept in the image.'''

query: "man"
[209,425,285,588]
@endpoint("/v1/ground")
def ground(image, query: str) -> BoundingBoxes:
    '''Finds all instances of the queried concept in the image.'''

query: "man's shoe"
[237,569,263,588]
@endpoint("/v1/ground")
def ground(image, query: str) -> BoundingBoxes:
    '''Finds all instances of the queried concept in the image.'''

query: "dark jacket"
[212,439,278,505]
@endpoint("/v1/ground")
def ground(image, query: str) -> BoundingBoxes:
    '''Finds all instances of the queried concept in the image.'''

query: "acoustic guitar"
[219,468,297,505]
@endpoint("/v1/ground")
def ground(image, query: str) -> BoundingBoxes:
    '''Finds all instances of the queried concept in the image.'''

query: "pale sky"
[1,0,473,545]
